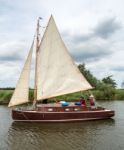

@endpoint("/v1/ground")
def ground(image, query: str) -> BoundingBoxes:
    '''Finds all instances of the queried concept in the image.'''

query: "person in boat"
[42,99,48,104]
[89,94,96,109]
[79,96,86,107]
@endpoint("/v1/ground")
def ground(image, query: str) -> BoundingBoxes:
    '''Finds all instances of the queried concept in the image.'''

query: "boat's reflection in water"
[7,119,115,150]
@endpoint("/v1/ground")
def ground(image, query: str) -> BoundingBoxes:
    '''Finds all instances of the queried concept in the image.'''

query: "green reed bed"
[0,89,124,105]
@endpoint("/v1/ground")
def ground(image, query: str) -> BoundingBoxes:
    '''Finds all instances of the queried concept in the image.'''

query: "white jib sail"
[8,41,34,107]
[37,15,92,100]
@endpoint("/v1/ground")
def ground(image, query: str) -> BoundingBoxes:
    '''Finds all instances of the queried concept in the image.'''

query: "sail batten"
[37,16,92,100]
[8,41,34,107]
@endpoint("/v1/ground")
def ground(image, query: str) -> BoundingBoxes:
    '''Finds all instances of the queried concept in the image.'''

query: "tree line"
[78,64,117,100]
[0,64,123,102]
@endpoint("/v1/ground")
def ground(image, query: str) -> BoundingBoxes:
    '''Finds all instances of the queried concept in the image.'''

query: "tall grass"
[0,90,34,105]
[115,89,124,100]
[0,90,13,104]
[0,89,124,105]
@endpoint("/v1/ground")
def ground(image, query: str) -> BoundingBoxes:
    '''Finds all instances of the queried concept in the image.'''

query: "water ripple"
[6,119,116,150]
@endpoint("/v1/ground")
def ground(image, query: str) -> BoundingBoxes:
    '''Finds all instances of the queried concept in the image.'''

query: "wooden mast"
[33,17,41,105]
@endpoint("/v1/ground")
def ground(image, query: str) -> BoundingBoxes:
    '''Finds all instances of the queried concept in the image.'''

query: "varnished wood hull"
[12,109,115,122]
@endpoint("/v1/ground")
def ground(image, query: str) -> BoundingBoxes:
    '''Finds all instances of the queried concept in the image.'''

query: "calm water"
[0,101,124,150]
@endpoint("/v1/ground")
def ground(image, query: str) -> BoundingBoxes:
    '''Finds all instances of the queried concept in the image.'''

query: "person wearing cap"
[89,94,96,109]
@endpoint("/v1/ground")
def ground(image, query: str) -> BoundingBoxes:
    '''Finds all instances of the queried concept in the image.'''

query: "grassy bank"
[0,89,124,105]
[0,89,34,105]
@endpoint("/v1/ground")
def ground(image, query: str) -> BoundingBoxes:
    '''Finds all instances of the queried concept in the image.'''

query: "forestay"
[37,16,92,100]
[8,41,34,107]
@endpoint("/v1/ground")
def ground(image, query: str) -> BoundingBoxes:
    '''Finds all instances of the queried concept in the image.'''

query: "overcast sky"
[0,0,124,88]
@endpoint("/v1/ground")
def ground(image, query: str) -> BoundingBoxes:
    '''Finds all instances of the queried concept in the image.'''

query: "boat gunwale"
[12,109,114,114]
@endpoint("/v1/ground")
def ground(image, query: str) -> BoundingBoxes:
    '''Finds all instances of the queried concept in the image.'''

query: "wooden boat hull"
[12,109,115,122]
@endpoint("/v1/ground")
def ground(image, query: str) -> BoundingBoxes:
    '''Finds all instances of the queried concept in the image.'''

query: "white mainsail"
[8,41,34,107]
[37,15,92,100]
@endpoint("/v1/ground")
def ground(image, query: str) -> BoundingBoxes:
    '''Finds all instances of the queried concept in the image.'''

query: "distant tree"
[95,83,116,100]
[0,87,15,90]
[78,64,99,88]
[121,82,124,89]
[78,64,116,100]
[102,75,117,88]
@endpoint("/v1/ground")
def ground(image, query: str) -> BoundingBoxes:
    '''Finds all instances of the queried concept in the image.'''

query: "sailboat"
[8,15,114,122]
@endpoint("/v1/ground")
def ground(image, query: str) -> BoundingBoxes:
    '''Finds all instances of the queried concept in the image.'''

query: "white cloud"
[0,0,124,88]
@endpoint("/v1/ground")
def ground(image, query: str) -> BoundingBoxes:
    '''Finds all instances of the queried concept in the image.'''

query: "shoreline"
[0,89,124,105]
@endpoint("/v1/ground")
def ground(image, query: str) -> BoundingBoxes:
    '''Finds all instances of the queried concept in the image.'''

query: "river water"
[0,101,124,150]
